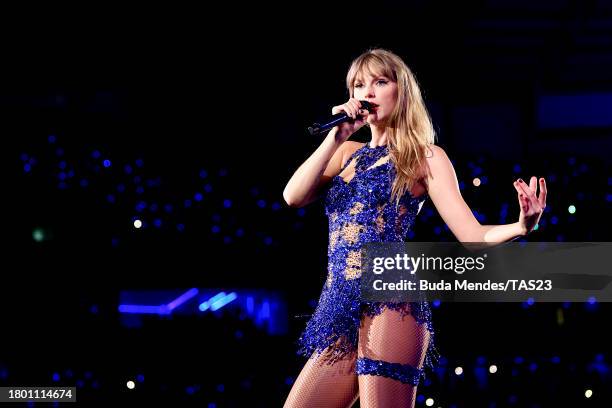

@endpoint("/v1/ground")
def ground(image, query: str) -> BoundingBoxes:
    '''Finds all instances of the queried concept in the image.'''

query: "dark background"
[3,2,612,407]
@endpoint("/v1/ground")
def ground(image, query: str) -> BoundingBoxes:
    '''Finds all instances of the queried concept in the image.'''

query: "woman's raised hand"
[330,98,370,142]
[514,176,547,235]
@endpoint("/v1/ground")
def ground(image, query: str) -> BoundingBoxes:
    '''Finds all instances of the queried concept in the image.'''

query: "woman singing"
[282,48,547,407]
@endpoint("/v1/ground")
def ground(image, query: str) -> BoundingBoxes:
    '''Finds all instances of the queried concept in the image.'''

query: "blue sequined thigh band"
[356,357,423,385]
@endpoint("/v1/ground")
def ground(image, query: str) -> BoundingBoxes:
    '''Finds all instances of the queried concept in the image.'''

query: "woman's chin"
[366,115,383,125]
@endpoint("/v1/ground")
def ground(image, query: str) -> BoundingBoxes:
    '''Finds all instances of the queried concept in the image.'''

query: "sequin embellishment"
[296,143,439,377]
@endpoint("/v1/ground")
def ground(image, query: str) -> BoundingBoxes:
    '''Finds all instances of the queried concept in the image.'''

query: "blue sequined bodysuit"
[297,143,438,374]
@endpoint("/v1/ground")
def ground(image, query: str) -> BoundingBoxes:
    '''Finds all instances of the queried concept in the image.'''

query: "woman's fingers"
[341,103,352,119]
[513,184,527,212]
[332,101,355,117]
[348,99,361,118]
[514,179,539,210]
[529,176,537,194]
[332,98,370,119]
[514,176,547,211]
[520,193,530,212]
[513,179,529,196]
[331,104,345,115]
[538,178,547,209]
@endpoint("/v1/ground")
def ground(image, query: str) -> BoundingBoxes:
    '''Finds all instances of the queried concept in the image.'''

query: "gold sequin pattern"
[395,204,408,234]
[330,229,340,251]
[349,202,364,216]
[341,222,363,245]
[376,203,386,234]
[297,143,437,375]
[344,250,362,279]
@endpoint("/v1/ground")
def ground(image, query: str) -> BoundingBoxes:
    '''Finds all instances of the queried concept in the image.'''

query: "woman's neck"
[369,124,389,147]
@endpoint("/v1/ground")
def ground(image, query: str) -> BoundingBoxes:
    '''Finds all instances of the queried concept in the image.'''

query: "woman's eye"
[354,83,363,88]
[377,80,388,86]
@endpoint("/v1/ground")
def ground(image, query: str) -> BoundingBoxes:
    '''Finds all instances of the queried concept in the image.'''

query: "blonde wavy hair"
[346,48,436,204]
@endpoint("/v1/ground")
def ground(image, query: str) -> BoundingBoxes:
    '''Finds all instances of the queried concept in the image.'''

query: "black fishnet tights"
[284,308,430,408]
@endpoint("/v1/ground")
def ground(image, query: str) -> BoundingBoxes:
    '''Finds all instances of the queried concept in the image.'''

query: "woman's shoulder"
[424,144,447,160]
[422,144,455,181]
[423,144,453,170]
[343,140,366,154]
[340,141,367,167]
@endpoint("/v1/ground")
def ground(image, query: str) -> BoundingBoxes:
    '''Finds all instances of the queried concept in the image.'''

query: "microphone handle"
[307,101,372,136]
[308,113,350,136]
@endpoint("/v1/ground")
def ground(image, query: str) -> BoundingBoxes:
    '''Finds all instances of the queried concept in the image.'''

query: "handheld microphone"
[307,101,372,135]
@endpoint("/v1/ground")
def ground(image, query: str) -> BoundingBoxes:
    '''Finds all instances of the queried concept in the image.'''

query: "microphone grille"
[360,101,372,110]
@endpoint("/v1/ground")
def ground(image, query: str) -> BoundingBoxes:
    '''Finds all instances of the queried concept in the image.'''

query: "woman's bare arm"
[283,99,370,208]
[425,145,547,244]
[283,129,348,208]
